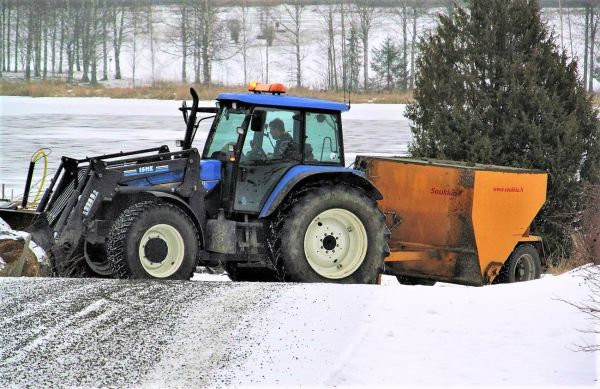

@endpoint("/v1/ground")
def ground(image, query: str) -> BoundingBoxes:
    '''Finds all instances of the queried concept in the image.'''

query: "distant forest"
[1,1,599,91]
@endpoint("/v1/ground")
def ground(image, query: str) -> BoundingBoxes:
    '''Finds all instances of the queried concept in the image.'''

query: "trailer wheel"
[106,201,198,280]
[275,185,386,284]
[498,244,541,283]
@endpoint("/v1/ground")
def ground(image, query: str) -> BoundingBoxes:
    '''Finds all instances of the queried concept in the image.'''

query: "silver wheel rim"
[303,208,368,279]
[514,253,535,281]
[138,224,185,278]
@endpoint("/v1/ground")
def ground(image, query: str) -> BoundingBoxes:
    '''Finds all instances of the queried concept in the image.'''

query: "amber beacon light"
[248,81,287,95]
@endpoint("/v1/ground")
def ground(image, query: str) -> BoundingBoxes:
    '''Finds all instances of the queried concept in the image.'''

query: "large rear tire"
[275,185,387,284]
[106,201,198,280]
[498,244,541,283]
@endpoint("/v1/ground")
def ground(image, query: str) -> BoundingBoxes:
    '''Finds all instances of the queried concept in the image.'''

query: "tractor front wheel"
[106,201,198,280]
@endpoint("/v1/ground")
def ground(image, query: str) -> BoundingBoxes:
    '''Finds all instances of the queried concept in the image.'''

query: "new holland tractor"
[0,83,388,283]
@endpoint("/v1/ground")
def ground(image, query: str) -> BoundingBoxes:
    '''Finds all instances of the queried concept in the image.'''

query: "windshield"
[203,107,247,159]
[240,107,302,165]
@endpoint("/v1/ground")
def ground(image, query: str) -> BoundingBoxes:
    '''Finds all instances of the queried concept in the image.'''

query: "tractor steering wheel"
[246,146,268,161]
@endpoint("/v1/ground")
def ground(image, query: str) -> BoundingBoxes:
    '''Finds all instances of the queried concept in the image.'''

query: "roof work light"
[248,81,287,95]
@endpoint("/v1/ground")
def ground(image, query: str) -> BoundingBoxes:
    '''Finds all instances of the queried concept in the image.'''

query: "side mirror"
[251,110,267,132]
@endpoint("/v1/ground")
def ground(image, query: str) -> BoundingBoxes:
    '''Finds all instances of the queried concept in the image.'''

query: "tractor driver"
[269,118,294,159]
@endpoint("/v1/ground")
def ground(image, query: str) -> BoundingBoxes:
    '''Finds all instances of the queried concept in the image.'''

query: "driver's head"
[269,118,285,139]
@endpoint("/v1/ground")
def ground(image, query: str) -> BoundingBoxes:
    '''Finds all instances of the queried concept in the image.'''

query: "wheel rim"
[303,208,368,279]
[514,253,535,281]
[138,224,185,278]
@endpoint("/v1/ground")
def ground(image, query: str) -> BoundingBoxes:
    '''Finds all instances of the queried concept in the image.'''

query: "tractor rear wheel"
[106,200,198,280]
[498,244,541,283]
[275,185,387,284]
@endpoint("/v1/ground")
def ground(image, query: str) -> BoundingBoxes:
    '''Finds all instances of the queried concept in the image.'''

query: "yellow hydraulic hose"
[29,148,51,208]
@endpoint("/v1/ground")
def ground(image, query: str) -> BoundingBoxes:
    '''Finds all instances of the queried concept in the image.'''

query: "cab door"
[233,107,303,214]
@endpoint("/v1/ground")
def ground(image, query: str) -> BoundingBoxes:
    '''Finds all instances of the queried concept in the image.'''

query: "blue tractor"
[0,83,388,283]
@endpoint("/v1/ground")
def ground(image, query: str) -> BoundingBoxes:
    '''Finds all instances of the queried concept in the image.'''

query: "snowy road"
[0,272,597,388]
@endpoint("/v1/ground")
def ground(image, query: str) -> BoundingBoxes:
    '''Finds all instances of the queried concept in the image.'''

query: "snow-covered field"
[0,270,597,388]
[0,96,410,197]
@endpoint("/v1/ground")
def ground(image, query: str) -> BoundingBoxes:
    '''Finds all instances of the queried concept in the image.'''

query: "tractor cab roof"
[217,93,350,113]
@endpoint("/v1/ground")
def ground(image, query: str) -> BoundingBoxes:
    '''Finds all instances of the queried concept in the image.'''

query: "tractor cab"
[187,82,351,216]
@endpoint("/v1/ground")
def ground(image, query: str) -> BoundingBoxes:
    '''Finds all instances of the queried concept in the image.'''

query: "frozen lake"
[0,96,411,199]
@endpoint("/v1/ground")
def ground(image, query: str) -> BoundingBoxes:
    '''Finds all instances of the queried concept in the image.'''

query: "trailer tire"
[498,244,541,283]
[276,184,386,284]
[106,200,198,280]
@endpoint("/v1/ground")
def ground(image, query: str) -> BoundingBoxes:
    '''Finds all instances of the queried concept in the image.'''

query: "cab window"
[305,112,342,164]
[241,107,302,164]
[203,107,247,159]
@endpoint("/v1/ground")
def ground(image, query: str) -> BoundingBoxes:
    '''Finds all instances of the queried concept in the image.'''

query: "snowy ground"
[0,270,597,388]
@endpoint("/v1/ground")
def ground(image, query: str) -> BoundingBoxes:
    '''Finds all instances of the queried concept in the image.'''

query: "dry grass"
[545,256,588,275]
[0,80,414,104]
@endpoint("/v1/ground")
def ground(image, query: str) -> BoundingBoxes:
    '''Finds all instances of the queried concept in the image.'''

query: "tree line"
[1,0,600,92]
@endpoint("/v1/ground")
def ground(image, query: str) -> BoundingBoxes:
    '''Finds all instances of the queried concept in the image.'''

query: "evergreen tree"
[371,37,408,90]
[406,0,600,259]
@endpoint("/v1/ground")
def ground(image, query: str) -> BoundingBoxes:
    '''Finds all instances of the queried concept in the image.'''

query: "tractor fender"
[259,166,382,218]
[146,191,205,248]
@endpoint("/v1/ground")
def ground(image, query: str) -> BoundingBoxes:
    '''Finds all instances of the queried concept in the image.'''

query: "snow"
[0,270,596,388]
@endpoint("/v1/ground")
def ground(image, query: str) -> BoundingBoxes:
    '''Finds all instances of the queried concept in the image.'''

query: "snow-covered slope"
[0,270,596,388]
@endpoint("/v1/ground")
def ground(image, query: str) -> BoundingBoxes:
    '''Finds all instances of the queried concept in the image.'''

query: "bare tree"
[5,1,11,73]
[145,3,157,86]
[315,1,340,90]
[1,0,6,76]
[101,0,109,81]
[280,0,305,87]
[179,0,189,82]
[130,0,142,87]
[236,0,252,85]
[111,0,125,80]
[24,1,34,80]
[353,0,377,90]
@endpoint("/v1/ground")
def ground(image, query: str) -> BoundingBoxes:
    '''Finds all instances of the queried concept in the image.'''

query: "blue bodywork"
[218,93,350,112]
[258,165,366,218]
[125,159,221,191]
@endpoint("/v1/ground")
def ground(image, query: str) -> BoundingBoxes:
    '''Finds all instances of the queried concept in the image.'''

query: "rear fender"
[259,166,382,218]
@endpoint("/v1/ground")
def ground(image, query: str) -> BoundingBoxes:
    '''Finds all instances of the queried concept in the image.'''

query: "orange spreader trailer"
[356,156,548,286]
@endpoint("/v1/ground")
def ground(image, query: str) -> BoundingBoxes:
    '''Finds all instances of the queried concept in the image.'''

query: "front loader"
[0,84,388,283]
